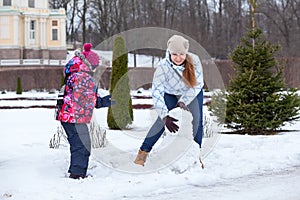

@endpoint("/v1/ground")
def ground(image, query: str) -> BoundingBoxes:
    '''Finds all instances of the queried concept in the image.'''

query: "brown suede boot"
[134,149,149,166]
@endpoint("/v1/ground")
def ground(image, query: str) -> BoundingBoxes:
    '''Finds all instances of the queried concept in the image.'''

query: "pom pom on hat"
[83,43,92,51]
[167,35,189,54]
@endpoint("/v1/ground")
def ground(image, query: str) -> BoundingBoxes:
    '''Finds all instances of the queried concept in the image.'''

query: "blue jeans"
[140,90,203,152]
[61,122,91,176]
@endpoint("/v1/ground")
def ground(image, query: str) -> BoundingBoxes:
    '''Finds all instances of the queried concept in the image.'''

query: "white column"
[40,18,46,48]
[60,18,66,47]
[24,17,29,47]
[13,15,20,46]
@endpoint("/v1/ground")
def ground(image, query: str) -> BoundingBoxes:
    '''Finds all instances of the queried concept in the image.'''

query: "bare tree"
[259,0,299,56]
[49,0,70,9]
[48,0,300,57]
[89,0,116,41]
[82,0,88,44]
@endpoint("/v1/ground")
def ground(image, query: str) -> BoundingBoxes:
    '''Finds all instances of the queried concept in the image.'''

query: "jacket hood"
[64,56,90,76]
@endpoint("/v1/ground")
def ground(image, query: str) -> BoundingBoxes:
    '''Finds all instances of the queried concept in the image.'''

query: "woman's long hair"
[183,54,197,88]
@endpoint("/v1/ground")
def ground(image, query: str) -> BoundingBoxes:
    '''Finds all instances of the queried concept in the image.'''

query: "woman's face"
[170,53,187,66]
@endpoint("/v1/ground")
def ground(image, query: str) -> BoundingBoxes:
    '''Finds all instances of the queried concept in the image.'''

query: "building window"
[3,0,11,6]
[52,20,58,26]
[0,16,10,39]
[52,29,58,40]
[29,20,36,40]
[51,20,58,40]
[28,0,35,8]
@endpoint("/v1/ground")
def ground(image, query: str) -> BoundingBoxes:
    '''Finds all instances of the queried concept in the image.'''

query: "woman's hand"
[163,116,179,133]
[176,102,189,111]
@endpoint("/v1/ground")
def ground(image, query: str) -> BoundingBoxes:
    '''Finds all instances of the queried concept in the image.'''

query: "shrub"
[107,35,133,129]
[16,77,22,94]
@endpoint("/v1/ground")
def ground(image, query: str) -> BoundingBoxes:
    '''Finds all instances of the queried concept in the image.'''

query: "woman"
[134,35,204,167]
[57,54,97,179]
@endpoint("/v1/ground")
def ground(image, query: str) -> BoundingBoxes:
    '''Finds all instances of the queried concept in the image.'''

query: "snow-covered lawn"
[1,91,300,200]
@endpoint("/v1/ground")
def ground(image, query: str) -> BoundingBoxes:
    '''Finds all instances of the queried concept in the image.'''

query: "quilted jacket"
[57,56,97,123]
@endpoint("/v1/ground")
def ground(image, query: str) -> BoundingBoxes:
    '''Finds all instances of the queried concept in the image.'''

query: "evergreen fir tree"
[60,74,65,87]
[107,35,133,129]
[16,77,22,95]
[211,0,300,134]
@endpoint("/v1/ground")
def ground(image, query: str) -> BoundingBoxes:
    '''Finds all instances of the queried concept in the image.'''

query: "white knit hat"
[167,35,189,54]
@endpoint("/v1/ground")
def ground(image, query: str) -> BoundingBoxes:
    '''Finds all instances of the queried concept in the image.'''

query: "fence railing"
[0,59,67,66]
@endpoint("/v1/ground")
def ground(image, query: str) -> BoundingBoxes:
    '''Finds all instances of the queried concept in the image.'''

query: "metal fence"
[0,59,67,66]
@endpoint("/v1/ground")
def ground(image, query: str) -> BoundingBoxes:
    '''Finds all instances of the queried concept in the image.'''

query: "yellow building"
[0,0,66,59]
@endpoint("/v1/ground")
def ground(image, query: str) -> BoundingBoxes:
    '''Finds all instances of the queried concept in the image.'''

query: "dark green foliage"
[209,90,227,124]
[107,35,133,129]
[16,77,22,95]
[61,74,65,87]
[211,29,300,134]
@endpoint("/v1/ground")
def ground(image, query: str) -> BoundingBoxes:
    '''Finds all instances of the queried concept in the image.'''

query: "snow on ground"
[0,91,300,200]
